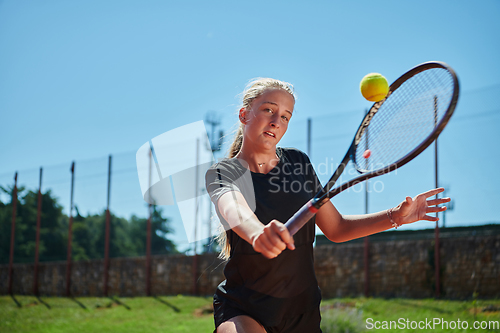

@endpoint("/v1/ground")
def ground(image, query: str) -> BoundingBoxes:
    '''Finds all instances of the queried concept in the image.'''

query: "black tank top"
[205,147,322,327]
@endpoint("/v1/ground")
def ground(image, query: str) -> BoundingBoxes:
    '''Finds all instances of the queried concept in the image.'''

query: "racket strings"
[355,68,455,172]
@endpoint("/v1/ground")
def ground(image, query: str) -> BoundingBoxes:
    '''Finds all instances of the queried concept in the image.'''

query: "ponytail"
[228,124,244,158]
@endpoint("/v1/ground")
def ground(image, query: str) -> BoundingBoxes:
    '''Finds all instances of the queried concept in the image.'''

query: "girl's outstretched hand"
[394,188,450,226]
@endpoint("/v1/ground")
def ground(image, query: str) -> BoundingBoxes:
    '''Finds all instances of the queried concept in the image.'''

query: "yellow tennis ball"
[360,73,389,102]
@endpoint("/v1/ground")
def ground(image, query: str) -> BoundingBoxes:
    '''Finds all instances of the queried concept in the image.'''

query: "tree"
[0,186,177,264]
[0,186,67,263]
[129,205,177,256]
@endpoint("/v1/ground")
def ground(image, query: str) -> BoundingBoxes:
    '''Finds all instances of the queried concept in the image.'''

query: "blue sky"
[1,0,499,249]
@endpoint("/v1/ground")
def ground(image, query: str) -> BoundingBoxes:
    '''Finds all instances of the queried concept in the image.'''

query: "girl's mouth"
[264,131,276,138]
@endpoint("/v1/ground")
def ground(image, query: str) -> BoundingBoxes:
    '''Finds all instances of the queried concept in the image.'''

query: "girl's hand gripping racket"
[285,61,459,236]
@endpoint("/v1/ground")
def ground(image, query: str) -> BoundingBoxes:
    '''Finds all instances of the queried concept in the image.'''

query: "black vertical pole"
[434,96,441,297]
[33,167,43,296]
[146,150,152,296]
[205,113,222,251]
[8,172,18,296]
[65,162,75,297]
[307,118,312,158]
[104,155,112,296]
[363,109,370,297]
[192,138,200,296]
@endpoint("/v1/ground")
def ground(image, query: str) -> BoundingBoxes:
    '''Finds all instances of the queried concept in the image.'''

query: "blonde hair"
[217,78,295,260]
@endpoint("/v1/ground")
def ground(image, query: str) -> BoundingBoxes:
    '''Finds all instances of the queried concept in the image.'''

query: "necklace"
[257,153,279,168]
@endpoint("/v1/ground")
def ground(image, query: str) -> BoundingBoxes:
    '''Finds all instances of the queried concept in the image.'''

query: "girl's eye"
[281,115,289,121]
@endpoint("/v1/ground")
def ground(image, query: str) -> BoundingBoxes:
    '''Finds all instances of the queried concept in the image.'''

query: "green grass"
[320,298,500,332]
[1,296,499,332]
[0,295,214,333]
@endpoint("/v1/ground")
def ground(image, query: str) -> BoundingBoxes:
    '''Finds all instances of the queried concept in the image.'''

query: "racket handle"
[285,198,319,236]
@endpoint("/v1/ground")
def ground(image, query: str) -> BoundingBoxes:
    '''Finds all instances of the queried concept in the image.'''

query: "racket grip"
[285,198,319,236]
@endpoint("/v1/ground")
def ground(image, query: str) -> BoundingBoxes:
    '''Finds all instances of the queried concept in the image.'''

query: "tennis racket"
[285,61,459,236]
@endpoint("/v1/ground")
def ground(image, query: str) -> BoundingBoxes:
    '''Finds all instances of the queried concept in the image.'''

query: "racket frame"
[285,61,459,234]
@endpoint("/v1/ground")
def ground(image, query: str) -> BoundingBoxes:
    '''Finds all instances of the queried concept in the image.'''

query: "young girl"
[205,78,449,333]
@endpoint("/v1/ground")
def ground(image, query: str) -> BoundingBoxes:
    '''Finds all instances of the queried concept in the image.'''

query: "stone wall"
[1,232,499,299]
[0,254,226,297]
[315,234,500,299]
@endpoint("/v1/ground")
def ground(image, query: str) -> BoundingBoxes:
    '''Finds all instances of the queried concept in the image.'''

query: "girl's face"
[240,89,295,151]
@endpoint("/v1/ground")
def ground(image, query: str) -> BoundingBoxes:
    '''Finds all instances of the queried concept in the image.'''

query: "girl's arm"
[217,190,295,259]
[315,188,450,243]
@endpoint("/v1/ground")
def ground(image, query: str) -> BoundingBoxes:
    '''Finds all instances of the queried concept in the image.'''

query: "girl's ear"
[239,108,248,124]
